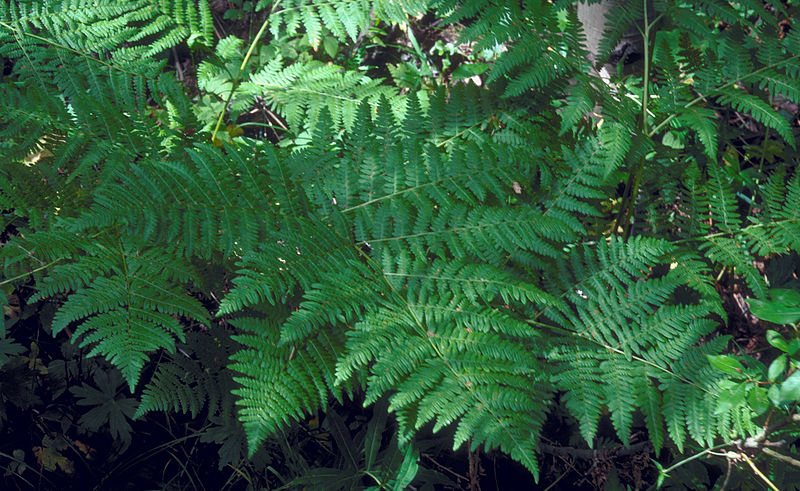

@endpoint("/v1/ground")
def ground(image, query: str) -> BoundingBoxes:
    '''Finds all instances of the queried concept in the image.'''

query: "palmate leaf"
[0,338,25,368]
[70,369,137,444]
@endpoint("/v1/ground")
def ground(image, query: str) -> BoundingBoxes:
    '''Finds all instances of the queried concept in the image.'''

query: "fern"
[545,237,735,450]
[35,238,210,389]
[598,121,632,176]
[434,1,589,98]
[135,327,239,420]
[4,0,800,485]
[256,0,429,47]
[240,54,405,132]
[675,106,719,161]
[716,87,795,145]
[228,315,350,452]
[1,0,215,72]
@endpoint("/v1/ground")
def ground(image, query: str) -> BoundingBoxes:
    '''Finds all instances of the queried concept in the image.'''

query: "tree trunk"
[577,1,646,80]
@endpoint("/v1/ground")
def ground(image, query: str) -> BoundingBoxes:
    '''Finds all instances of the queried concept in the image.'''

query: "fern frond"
[559,80,595,135]
[676,106,719,161]
[700,237,767,298]
[136,328,239,420]
[598,121,632,176]
[1,0,214,76]
[716,86,795,145]
[228,316,347,453]
[336,299,548,478]
[706,163,741,233]
[545,237,728,449]
[240,55,404,132]
[258,0,428,47]
[40,242,209,389]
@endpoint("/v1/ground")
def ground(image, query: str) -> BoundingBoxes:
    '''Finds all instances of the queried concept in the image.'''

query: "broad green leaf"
[773,289,800,304]
[779,370,800,402]
[392,444,419,491]
[364,398,389,470]
[748,289,800,325]
[662,131,684,149]
[740,356,765,378]
[715,383,747,414]
[768,354,787,381]
[451,63,489,80]
[707,355,745,376]
[746,386,770,415]
[766,330,790,352]
[323,36,340,59]
[768,384,781,406]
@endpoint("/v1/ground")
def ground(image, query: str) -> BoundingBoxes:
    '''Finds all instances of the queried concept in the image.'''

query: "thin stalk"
[658,442,731,476]
[762,447,800,469]
[647,55,800,138]
[0,259,61,287]
[0,451,56,487]
[615,0,653,238]
[741,452,779,491]
[211,1,283,143]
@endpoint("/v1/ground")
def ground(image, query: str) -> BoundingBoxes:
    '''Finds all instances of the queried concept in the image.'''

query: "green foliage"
[257,0,429,47]
[17,235,210,389]
[198,41,406,133]
[70,369,137,446]
[281,398,441,490]
[3,0,800,487]
[135,327,240,420]
[1,0,214,72]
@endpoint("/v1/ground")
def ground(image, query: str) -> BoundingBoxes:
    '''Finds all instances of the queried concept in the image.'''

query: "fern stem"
[211,1,283,143]
[647,55,800,139]
[658,441,732,477]
[0,21,143,78]
[615,0,654,238]
[670,218,800,245]
[0,259,61,287]
[762,447,800,469]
